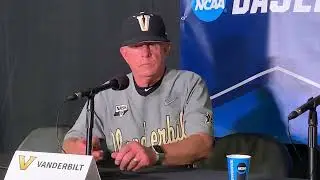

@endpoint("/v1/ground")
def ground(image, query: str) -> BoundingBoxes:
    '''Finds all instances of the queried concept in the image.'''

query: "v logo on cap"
[136,14,150,32]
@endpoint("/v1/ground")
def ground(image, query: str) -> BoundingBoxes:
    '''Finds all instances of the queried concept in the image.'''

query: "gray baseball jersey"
[65,69,213,152]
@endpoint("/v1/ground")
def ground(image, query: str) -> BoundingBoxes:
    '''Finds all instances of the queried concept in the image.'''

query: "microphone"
[288,95,320,120]
[66,75,129,101]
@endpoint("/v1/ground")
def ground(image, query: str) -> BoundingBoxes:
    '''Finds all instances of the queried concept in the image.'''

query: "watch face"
[153,145,164,153]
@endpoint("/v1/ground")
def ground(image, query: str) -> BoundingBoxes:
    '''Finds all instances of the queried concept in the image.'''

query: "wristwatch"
[151,145,165,165]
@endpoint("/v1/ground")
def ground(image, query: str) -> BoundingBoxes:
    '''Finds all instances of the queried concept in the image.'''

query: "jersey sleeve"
[183,74,213,137]
[64,94,107,141]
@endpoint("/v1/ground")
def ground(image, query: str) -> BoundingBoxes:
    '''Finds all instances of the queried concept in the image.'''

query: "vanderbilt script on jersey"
[110,112,187,151]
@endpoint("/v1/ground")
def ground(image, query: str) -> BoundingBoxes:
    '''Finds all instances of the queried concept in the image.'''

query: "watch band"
[151,145,165,165]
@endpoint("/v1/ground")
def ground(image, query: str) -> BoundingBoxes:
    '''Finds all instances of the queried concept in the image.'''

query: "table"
[0,155,307,180]
[0,167,307,180]
[98,168,306,180]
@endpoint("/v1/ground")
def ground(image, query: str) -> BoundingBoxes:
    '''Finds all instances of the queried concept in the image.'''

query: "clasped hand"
[68,138,157,171]
[111,141,157,171]
[65,136,104,161]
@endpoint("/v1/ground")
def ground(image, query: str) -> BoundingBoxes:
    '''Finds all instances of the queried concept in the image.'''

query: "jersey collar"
[133,68,166,96]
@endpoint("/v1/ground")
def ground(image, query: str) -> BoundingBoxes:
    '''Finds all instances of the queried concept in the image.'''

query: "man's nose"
[141,44,151,57]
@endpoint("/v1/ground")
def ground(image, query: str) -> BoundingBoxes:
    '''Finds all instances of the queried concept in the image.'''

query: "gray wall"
[0,0,179,153]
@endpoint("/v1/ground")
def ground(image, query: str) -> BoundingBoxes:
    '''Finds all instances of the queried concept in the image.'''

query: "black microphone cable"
[56,99,105,154]
[0,165,8,170]
[57,75,128,154]
[55,100,67,154]
[287,118,307,176]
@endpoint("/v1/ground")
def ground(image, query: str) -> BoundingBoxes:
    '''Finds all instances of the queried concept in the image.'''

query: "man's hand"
[111,141,157,171]
[63,137,104,161]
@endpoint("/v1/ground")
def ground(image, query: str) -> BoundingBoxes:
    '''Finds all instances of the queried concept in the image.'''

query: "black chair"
[17,127,70,153]
[198,133,293,178]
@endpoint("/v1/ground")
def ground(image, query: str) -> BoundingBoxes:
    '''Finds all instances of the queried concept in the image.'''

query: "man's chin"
[141,72,156,78]
[133,71,155,78]
[136,69,155,76]
[133,67,162,78]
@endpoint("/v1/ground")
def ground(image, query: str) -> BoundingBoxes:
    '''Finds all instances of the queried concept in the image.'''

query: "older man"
[63,12,214,172]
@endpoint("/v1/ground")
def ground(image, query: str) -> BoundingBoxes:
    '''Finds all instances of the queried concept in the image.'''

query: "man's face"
[120,42,170,78]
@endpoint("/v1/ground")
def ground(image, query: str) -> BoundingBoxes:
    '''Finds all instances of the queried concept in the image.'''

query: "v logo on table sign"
[19,155,37,170]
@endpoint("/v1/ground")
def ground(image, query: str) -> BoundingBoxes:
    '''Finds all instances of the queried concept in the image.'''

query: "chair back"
[199,133,292,177]
[17,127,70,153]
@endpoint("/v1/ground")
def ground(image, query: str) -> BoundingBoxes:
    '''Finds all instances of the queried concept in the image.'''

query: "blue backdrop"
[180,0,320,144]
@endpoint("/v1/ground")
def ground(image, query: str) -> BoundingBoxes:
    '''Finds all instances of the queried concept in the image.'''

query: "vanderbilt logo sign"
[5,151,101,180]
[136,14,150,32]
[19,155,37,170]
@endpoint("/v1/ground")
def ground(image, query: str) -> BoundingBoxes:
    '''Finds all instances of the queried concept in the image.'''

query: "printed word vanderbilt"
[37,161,85,171]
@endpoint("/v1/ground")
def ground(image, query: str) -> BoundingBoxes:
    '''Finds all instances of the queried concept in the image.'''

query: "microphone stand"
[85,93,95,155]
[66,76,129,155]
[307,97,318,180]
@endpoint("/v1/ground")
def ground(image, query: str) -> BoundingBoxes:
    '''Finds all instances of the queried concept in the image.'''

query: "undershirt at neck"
[133,70,166,96]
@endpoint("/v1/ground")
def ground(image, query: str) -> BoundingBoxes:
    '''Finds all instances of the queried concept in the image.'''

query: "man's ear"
[120,47,127,61]
[163,43,171,56]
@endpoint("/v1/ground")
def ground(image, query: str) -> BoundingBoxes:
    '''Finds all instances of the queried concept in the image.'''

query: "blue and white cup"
[226,154,251,180]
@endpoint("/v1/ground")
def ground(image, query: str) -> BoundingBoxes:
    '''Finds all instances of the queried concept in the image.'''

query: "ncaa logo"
[192,0,226,22]
[237,163,247,174]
